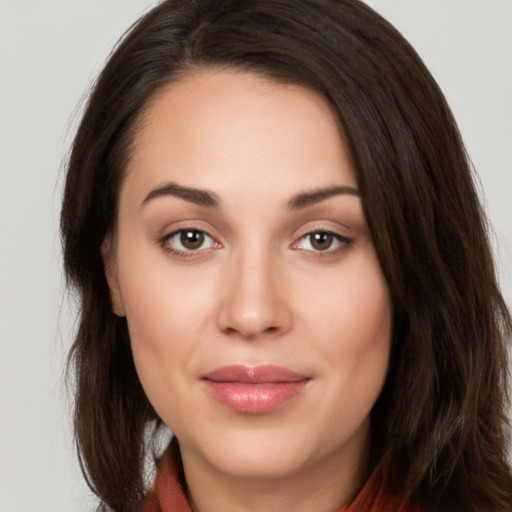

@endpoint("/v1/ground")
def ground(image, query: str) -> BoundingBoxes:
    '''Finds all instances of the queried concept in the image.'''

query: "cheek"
[117,233,212,336]
[114,242,215,400]
[337,262,391,369]
[302,252,392,351]
[341,274,392,358]
[335,266,392,410]
[300,253,392,404]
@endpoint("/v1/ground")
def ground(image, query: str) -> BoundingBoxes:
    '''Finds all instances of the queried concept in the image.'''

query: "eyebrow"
[142,182,221,208]
[141,182,360,210]
[286,185,360,210]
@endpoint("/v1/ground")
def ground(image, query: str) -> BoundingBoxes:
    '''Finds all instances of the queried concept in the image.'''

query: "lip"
[202,365,310,414]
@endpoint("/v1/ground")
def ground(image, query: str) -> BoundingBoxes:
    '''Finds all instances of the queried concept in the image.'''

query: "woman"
[61,0,512,511]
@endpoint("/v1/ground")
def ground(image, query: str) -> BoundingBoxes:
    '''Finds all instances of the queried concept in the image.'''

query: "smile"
[202,365,311,414]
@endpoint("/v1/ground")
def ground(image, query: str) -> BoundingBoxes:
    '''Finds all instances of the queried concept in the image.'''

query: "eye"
[293,231,352,253]
[161,228,218,256]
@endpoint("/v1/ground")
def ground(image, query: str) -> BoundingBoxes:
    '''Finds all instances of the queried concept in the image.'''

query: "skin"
[103,69,393,512]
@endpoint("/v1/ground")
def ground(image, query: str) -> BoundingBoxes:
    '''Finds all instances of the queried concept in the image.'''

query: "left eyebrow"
[286,186,360,210]
[141,182,221,208]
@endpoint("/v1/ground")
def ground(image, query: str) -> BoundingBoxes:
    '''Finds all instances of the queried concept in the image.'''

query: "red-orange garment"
[137,441,421,512]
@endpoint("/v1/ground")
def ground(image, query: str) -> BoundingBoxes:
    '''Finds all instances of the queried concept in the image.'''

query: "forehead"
[123,69,356,206]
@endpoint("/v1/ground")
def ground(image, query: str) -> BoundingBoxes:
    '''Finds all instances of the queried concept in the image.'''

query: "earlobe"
[100,237,126,317]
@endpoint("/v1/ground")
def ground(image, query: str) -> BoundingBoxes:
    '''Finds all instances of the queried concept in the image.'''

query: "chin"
[207,440,312,480]
[182,419,362,482]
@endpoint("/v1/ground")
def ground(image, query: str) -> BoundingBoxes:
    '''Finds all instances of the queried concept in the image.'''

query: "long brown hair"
[61,1,512,510]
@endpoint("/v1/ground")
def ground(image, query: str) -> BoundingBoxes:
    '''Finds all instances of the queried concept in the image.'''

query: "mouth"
[201,364,311,414]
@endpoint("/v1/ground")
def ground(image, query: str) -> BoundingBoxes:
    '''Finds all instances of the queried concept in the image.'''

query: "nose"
[216,247,292,340]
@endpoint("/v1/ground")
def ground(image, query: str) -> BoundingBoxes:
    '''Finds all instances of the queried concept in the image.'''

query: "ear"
[101,237,126,317]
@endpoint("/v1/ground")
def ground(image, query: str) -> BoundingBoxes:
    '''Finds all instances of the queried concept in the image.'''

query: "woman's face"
[104,69,392,482]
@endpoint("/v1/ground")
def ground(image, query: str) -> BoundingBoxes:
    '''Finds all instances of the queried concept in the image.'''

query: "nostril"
[216,278,292,338]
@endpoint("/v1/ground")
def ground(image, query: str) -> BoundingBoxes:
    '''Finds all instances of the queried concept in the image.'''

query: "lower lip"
[204,381,309,414]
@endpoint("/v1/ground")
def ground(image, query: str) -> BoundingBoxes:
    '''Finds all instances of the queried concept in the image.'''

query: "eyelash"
[291,231,353,257]
[159,229,353,260]
[159,229,219,259]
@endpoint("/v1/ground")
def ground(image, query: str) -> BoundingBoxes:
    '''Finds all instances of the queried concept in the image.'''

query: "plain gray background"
[1,1,511,511]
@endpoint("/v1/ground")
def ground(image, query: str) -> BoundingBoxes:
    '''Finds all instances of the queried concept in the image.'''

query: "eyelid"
[154,218,221,245]
[289,219,354,257]
[156,221,353,260]
[290,219,351,240]
[163,228,214,247]
[292,230,352,250]
[159,227,222,259]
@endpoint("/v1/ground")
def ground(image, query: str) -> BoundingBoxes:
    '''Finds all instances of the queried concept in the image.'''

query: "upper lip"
[202,364,309,384]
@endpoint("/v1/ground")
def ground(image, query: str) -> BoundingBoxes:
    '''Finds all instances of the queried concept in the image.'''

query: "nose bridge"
[217,240,290,338]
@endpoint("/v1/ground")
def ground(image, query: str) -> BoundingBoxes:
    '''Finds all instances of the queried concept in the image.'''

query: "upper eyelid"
[157,224,353,249]
[295,230,352,245]
[164,227,209,237]
[291,222,351,240]
[159,229,219,257]
[299,228,347,237]
[161,227,214,242]
[159,224,217,241]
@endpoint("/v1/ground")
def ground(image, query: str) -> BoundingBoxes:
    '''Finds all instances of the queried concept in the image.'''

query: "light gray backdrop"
[1,1,511,511]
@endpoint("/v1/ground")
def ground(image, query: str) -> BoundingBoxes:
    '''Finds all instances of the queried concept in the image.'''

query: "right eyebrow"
[141,182,221,208]
[286,185,360,210]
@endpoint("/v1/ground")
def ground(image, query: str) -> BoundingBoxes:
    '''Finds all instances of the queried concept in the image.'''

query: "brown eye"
[162,229,217,256]
[292,230,352,254]
[309,232,334,251]
[180,230,205,250]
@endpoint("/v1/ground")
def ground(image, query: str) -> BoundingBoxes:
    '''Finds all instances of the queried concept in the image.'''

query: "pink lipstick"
[202,365,310,414]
